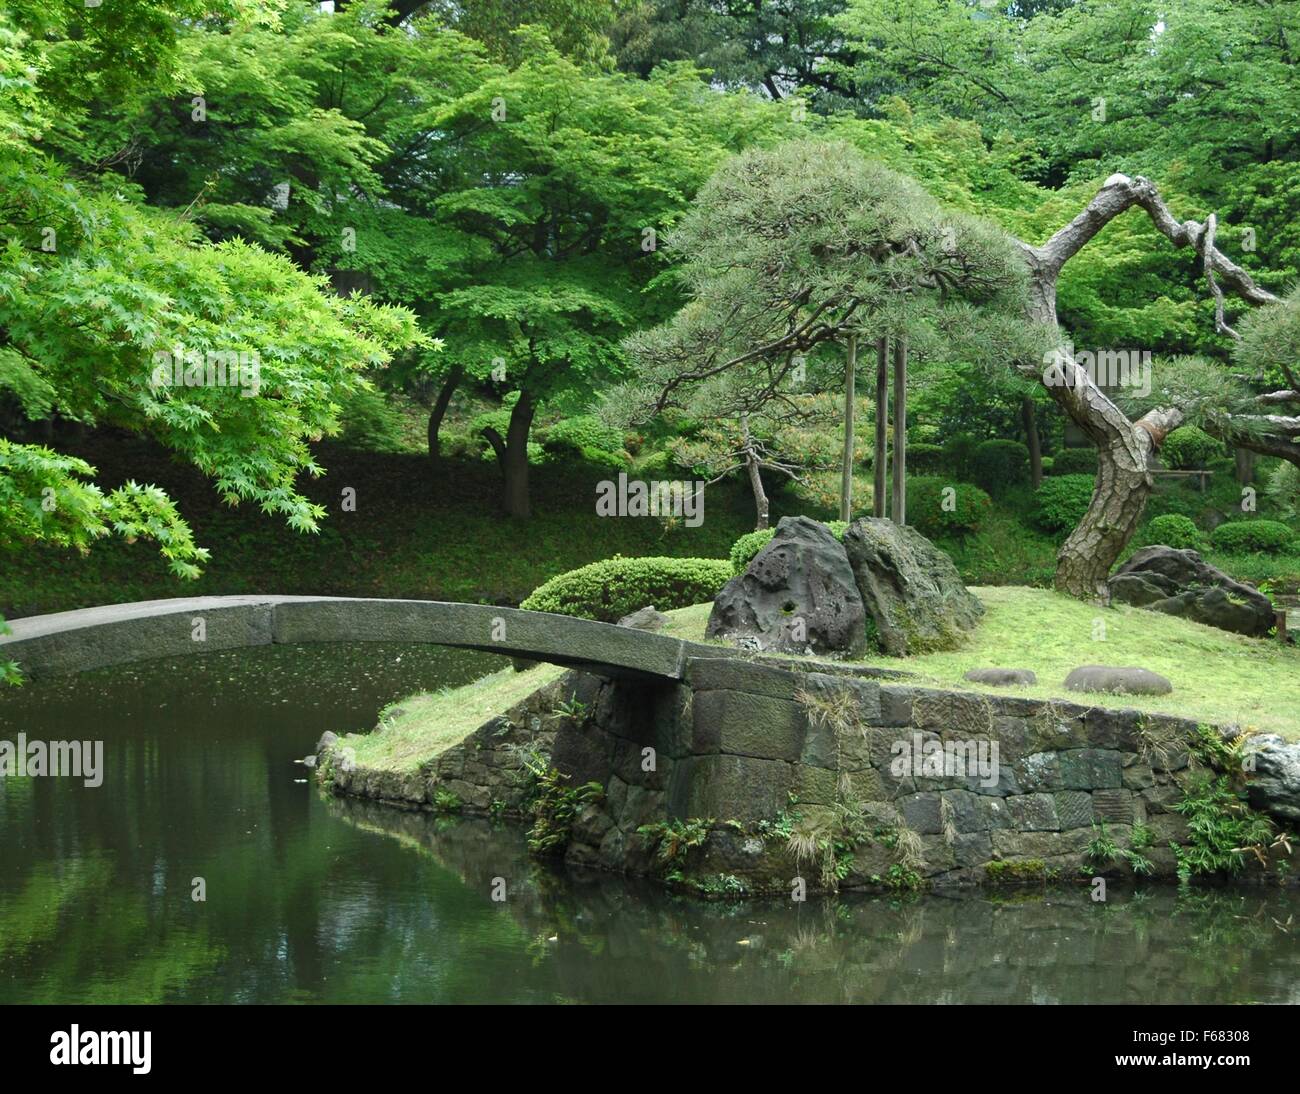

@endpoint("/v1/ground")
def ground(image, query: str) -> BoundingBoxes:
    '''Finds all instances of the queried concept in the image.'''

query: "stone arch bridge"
[0,596,715,682]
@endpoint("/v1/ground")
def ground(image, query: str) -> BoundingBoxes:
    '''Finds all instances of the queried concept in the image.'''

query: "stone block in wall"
[991,826,1093,859]
[1060,748,1123,789]
[1140,781,1183,814]
[794,764,838,806]
[1080,706,1144,750]
[1091,788,1136,825]
[953,831,993,867]
[672,754,793,824]
[1147,812,1190,843]
[1024,703,1090,752]
[1121,753,1155,790]
[977,796,1013,830]
[803,672,882,723]
[874,686,914,727]
[1007,793,1060,831]
[912,689,995,735]
[844,767,885,804]
[691,689,807,762]
[1053,790,1094,829]
[899,791,943,835]
[919,834,957,874]
[940,789,985,833]
[1015,751,1062,792]
[684,657,800,699]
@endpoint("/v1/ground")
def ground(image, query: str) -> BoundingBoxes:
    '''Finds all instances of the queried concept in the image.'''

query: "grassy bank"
[668,587,1300,738]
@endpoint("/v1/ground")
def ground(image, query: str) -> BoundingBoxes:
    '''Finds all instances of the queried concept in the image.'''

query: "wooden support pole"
[840,334,857,522]
[873,336,888,518]
[891,335,907,525]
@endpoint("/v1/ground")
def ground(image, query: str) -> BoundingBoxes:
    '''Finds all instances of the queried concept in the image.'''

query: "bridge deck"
[0,596,714,682]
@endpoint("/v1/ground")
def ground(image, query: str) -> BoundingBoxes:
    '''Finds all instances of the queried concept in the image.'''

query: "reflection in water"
[1,643,1297,1004]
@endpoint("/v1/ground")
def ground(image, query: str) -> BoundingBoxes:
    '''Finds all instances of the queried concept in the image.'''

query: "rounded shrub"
[728,521,848,575]
[729,529,776,574]
[1161,425,1221,470]
[1039,455,1055,475]
[1143,514,1206,551]
[943,433,980,482]
[539,414,629,468]
[971,439,1030,493]
[1210,519,1295,555]
[906,476,992,538]
[1032,474,1095,534]
[521,556,732,622]
[1051,447,1097,476]
[906,442,946,473]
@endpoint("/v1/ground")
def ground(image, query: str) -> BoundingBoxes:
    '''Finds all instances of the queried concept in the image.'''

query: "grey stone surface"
[1064,665,1173,696]
[707,516,868,657]
[1060,749,1123,790]
[841,517,984,655]
[963,668,1038,687]
[617,605,670,631]
[1243,734,1300,822]
[1108,546,1274,637]
[0,595,700,682]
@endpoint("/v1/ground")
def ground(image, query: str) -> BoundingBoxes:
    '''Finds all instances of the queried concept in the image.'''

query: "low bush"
[906,476,993,538]
[1039,456,1054,475]
[521,556,732,621]
[1161,425,1222,470]
[943,433,980,482]
[1210,520,1295,555]
[1142,514,1206,551]
[971,439,1030,494]
[1051,447,1097,476]
[905,442,946,473]
[1032,474,1095,534]
[540,415,628,468]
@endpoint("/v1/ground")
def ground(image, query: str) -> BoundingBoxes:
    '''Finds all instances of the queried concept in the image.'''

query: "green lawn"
[666,587,1300,739]
[340,663,567,773]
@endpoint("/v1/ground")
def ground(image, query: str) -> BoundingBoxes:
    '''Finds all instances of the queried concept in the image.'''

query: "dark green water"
[1,645,1298,1005]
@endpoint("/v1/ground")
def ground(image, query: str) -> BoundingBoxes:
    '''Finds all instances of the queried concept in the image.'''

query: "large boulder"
[1108,546,1274,637]
[841,518,984,656]
[1242,734,1300,822]
[706,516,867,657]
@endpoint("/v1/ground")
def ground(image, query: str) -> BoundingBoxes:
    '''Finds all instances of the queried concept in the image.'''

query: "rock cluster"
[1108,546,1274,637]
[707,515,983,657]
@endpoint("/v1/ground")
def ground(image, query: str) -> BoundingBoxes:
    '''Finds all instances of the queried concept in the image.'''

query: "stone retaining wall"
[322,654,1293,894]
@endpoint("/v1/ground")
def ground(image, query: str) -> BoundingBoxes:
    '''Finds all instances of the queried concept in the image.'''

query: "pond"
[1,645,1297,1004]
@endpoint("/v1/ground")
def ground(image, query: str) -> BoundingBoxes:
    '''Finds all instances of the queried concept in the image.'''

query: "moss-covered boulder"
[842,518,984,655]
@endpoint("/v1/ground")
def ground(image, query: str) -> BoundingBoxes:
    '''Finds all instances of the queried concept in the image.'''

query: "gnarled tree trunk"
[426,364,462,469]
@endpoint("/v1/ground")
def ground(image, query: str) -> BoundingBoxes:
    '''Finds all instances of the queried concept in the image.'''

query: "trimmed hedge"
[906,476,992,538]
[1210,520,1295,555]
[521,556,732,622]
[728,520,848,574]
[1143,514,1206,551]
[906,442,946,473]
[1032,474,1095,534]
[1161,425,1221,470]
[1051,447,1097,476]
[971,439,1030,494]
